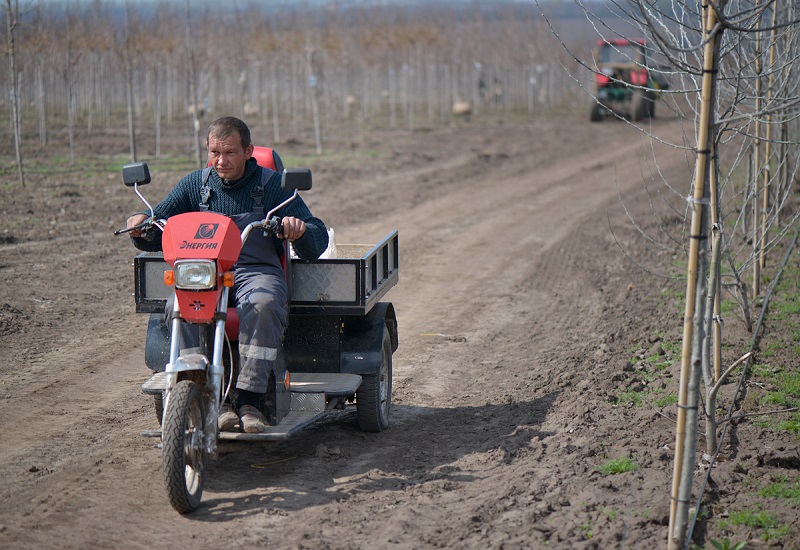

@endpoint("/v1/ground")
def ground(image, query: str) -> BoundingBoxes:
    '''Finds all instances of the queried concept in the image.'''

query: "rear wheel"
[590,102,604,122]
[154,391,164,426]
[632,90,647,121]
[633,90,655,121]
[357,326,392,432]
[162,381,206,513]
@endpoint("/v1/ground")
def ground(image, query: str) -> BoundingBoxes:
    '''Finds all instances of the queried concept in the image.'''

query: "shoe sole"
[218,414,239,432]
[241,416,269,433]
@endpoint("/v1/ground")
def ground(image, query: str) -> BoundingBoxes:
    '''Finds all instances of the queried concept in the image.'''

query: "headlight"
[174,260,216,290]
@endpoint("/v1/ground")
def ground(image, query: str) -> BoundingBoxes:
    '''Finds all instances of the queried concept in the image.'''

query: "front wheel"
[162,381,207,513]
[357,326,392,432]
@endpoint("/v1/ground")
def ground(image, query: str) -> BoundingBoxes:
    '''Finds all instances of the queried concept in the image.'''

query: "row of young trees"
[1,0,584,185]
[547,0,800,547]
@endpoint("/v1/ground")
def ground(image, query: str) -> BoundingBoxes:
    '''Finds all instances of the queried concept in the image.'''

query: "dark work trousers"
[165,268,288,394]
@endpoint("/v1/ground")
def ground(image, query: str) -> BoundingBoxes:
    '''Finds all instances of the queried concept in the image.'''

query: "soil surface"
[1,113,797,549]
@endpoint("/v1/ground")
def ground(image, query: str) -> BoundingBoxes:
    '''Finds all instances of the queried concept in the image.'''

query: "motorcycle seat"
[225,308,240,340]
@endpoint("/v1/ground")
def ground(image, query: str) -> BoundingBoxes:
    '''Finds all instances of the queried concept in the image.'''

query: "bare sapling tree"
[63,0,82,163]
[32,0,47,147]
[306,40,323,155]
[4,0,24,186]
[123,0,136,162]
[185,0,201,169]
[539,0,800,547]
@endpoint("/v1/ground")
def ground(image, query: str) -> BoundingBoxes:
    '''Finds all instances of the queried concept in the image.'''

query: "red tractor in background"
[590,38,670,122]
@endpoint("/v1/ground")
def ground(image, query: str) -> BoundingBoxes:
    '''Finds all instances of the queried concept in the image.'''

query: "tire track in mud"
[383,123,684,407]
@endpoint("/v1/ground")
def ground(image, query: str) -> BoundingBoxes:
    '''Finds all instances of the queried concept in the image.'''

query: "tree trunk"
[123,0,136,162]
[4,0,24,186]
[66,49,75,163]
[185,0,201,168]
[307,46,323,155]
[271,63,280,144]
[37,61,47,147]
[154,63,162,158]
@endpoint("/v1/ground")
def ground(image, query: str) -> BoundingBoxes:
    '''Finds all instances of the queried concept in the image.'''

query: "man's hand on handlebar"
[126,213,150,238]
[281,216,306,242]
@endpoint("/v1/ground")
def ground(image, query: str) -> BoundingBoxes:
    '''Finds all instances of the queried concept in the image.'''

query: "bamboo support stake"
[760,5,778,271]
[668,3,719,547]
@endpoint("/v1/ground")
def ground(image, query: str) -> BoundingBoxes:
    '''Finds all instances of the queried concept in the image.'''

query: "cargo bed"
[133,230,399,317]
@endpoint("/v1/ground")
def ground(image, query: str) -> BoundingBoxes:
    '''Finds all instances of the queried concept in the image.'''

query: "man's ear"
[245,143,254,159]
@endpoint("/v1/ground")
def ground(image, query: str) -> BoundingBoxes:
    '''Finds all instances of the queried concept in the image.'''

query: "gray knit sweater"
[133,158,328,261]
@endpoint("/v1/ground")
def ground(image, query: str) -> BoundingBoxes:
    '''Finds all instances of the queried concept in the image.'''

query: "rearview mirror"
[281,168,312,191]
[122,162,151,186]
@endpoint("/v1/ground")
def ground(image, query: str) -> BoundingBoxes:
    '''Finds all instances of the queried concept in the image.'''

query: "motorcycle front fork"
[164,287,229,458]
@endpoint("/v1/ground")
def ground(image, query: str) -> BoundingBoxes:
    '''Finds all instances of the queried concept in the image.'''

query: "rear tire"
[590,102,604,122]
[162,381,206,513]
[357,326,392,432]
[633,90,654,121]
[632,90,647,121]
[154,391,164,426]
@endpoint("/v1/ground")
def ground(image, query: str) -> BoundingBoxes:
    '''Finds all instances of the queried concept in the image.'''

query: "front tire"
[357,326,392,432]
[162,381,206,513]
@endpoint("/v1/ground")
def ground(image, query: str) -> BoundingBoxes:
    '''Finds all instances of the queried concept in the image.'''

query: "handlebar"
[240,188,301,245]
[241,216,283,245]
[117,178,302,245]
[113,217,165,241]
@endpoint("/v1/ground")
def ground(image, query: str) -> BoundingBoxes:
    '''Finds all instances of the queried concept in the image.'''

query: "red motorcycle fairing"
[162,212,242,324]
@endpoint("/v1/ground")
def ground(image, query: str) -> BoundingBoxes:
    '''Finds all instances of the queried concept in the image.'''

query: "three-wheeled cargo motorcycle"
[116,154,399,513]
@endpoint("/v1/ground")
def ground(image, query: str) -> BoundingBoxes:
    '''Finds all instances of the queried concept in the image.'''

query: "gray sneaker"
[238,404,269,433]
[218,402,239,432]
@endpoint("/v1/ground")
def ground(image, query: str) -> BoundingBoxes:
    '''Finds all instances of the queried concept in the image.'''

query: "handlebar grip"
[114,219,150,236]
[264,216,283,237]
[113,218,161,239]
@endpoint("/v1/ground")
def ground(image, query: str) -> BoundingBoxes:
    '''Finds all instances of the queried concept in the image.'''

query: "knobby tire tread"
[162,381,205,513]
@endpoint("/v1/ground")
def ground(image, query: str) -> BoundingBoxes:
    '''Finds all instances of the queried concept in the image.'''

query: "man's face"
[207,132,254,181]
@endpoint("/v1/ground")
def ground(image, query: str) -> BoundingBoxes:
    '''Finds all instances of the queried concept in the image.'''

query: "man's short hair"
[207,116,251,149]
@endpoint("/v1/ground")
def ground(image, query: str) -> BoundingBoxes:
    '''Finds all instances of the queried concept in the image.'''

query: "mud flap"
[340,302,397,376]
[145,313,170,372]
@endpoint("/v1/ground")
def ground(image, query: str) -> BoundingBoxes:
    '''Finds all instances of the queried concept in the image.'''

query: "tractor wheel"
[632,91,648,121]
[633,90,656,121]
[590,102,604,122]
[357,326,392,432]
[162,381,206,513]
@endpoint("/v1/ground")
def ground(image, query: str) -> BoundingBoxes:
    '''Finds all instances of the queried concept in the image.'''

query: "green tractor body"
[590,38,670,122]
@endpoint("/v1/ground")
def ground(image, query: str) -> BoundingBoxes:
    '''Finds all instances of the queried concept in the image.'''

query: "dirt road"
[0,114,789,548]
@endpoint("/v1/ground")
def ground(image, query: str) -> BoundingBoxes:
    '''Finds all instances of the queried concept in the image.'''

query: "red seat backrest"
[251,146,277,171]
